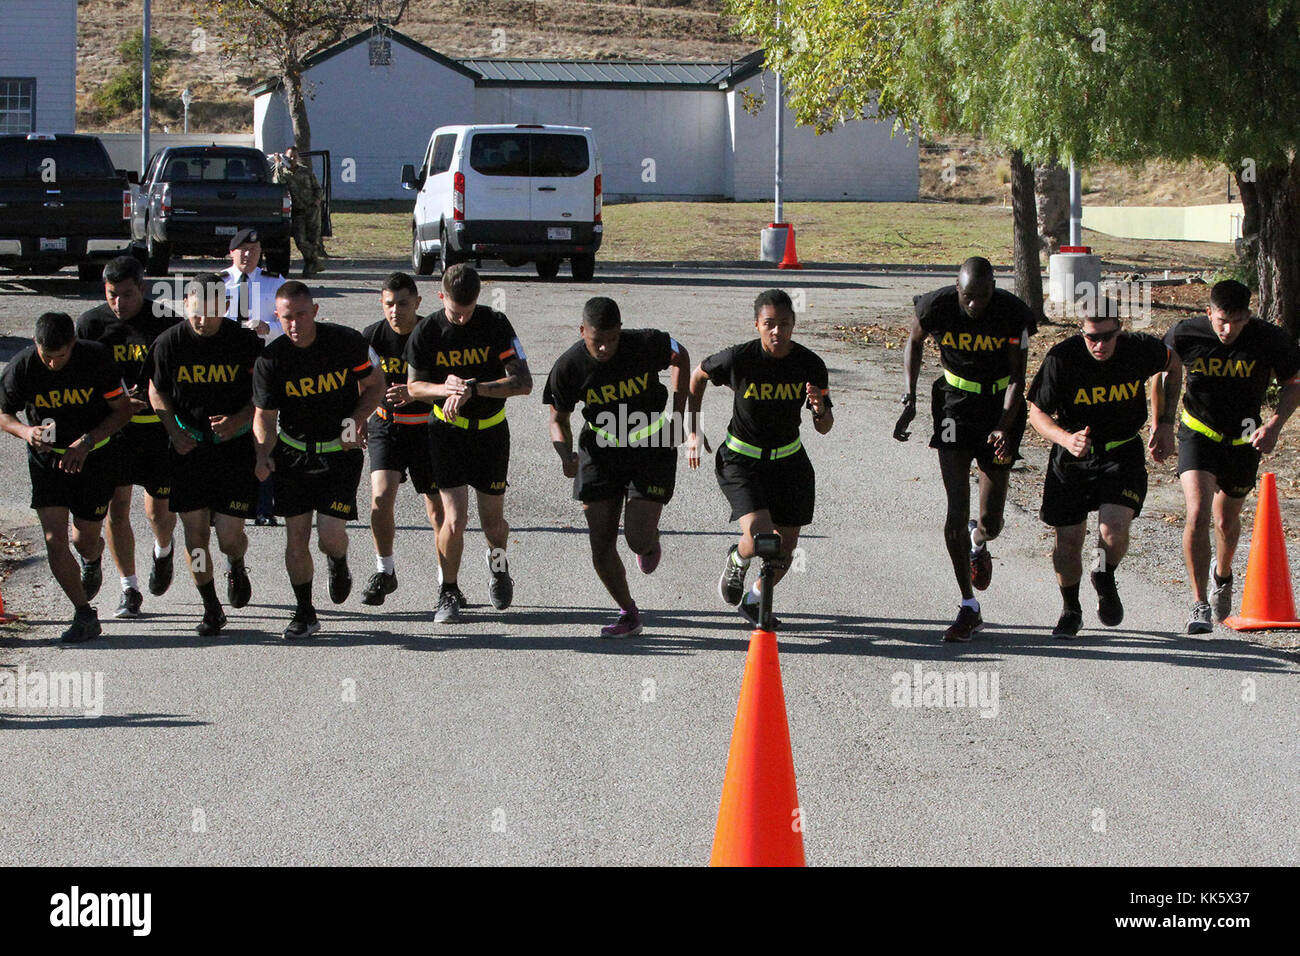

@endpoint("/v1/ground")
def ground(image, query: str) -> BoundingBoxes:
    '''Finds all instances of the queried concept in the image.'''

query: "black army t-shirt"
[1165,315,1300,437]
[1028,332,1170,447]
[915,286,1036,387]
[405,307,521,421]
[700,339,830,447]
[0,341,126,455]
[150,320,262,434]
[544,329,674,444]
[364,318,432,418]
[253,324,374,443]
[76,299,179,393]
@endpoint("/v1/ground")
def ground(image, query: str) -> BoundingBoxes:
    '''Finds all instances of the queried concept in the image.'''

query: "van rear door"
[464,131,531,222]
[528,132,592,231]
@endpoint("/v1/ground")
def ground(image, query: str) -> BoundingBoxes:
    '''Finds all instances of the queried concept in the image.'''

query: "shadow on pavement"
[0,712,208,729]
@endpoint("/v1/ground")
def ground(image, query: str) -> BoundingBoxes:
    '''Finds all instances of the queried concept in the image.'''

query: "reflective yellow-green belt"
[432,405,507,430]
[1100,433,1139,453]
[175,415,251,444]
[278,432,345,453]
[1182,409,1250,446]
[130,412,161,424]
[725,431,803,460]
[586,413,669,447]
[50,436,112,455]
[943,369,1011,395]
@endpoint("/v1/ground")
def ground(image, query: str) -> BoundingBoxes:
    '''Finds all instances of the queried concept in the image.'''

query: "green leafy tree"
[95,35,175,117]
[193,0,411,153]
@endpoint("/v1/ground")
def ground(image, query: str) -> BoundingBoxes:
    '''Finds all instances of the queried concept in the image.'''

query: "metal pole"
[759,561,775,631]
[1068,159,1082,247]
[141,0,151,172]
[774,0,783,224]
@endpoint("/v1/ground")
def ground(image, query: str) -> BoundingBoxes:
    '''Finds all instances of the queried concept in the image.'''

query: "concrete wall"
[1,0,76,133]
[99,133,256,174]
[1082,203,1244,244]
[256,41,476,200]
[727,73,918,203]
[473,86,728,201]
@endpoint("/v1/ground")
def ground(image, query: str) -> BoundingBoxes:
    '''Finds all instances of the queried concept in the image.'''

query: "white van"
[402,124,602,281]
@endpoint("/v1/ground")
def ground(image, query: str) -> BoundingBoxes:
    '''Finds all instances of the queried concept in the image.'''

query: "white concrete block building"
[0,0,77,133]
[252,26,918,203]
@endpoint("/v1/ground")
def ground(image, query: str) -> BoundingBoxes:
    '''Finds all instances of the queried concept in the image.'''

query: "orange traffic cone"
[1224,472,1300,631]
[0,581,14,623]
[777,225,802,270]
[710,628,806,866]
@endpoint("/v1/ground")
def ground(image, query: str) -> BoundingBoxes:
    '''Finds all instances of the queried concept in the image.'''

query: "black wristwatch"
[900,393,916,407]
[466,379,478,398]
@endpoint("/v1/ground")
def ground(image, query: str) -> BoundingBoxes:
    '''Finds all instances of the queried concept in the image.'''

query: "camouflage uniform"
[275,156,325,276]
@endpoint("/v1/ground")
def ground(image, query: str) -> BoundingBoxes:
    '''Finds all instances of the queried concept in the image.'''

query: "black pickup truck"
[131,145,292,276]
[0,133,134,282]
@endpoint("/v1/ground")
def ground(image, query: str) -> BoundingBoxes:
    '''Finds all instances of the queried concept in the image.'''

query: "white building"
[251,26,918,203]
[0,0,77,133]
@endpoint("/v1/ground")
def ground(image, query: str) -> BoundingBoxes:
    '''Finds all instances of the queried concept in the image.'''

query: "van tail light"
[159,183,172,218]
[453,172,465,221]
[282,188,292,217]
[122,190,131,220]
[594,174,602,224]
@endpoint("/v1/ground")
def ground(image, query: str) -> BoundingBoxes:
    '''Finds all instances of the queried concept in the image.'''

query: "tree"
[95,36,175,117]
[194,0,411,153]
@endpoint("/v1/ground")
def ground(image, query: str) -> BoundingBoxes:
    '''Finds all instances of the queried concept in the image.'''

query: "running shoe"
[969,520,992,591]
[718,545,749,606]
[486,550,514,610]
[60,606,102,644]
[434,585,464,624]
[361,571,398,606]
[636,541,662,575]
[283,611,320,640]
[1209,573,1233,622]
[114,586,142,619]
[1052,608,1083,639]
[227,562,252,609]
[195,607,227,637]
[600,608,643,639]
[80,556,102,602]
[1091,570,1124,626]
[943,605,983,642]
[327,557,352,605]
[1187,601,1213,635]
[149,545,174,596]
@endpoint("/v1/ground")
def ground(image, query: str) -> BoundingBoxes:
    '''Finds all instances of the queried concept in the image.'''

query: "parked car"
[402,124,602,281]
[0,133,134,281]
[131,144,292,276]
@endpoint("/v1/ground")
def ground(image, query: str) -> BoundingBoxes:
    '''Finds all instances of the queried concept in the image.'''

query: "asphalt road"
[1,261,1296,865]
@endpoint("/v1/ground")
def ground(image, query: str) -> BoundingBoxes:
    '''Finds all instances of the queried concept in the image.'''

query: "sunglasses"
[1083,328,1120,344]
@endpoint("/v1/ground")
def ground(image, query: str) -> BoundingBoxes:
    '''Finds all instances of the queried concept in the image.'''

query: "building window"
[368,39,392,66]
[0,78,36,133]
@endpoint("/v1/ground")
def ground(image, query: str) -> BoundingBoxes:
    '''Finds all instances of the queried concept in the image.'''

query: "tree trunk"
[283,68,312,153]
[1035,162,1069,258]
[1233,165,1259,266]
[1254,159,1300,336]
[1010,150,1044,318]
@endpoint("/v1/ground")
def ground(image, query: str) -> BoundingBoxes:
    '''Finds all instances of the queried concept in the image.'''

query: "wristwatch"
[900,393,916,407]
[466,379,478,398]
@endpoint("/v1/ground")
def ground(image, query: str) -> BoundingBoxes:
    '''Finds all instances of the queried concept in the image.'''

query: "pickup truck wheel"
[144,233,170,276]
[263,243,291,277]
[535,258,561,280]
[571,253,596,282]
[412,229,435,276]
[439,226,460,275]
[77,262,103,283]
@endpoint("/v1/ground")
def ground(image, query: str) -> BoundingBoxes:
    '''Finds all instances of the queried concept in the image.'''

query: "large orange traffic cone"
[777,225,802,270]
[710,628,806,866]
[1225,472,1300,631]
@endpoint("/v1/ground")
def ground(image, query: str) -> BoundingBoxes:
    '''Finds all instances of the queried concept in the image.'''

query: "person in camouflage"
[275,147,325,278]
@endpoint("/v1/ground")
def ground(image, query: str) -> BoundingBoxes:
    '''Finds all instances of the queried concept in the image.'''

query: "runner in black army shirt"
[253,281,384,638]
[894,257,1036,642]
[0,312,133,642]
[148,274,262,637]
[360,272,445,606]
[76,255,180,618]
[688,289,832,629]
[545,296,690,638]
[1028,312,1180,638]
[1158,280,1300,632]
[406,264,532,624]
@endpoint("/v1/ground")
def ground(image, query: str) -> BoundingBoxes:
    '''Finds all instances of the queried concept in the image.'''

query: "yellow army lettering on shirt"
[435,346,491,367]
[175,363,243,384]
[741,381,804,401]
[113,343,149,364]
[33,387,96,409]
[381,356,406,375]
[585,372,653,406]
[283,369,350,398]
[1186,357,1257,378]
[1072,381,1142,405]
[938,332,1014,351]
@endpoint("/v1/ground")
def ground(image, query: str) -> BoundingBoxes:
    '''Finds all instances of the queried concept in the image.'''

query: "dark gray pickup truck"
[131,144,292,276]
[0,133,134,281]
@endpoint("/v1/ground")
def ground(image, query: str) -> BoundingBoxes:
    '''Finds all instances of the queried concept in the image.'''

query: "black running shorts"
[271,443,365,520]
[928,378,1027,471]
[28,447,116,522]
[367,415,438,495]
[574,442,677,504]
[1040,439,1147,527]
[428,419,509,495]
[111,420,172,498]
[715,445,815,527]
[168,433,257,518]
[1176,425,1260,499]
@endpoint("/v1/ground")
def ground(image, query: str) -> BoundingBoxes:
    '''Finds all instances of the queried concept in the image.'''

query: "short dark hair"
[1210,279,1251,314]
[102,255,144,287]
[34,311,75,350]
[275,279,312,302]
[582,296,621,331]
[958,256,995,289]
[383,271,419,297]
[442,263,480,304]
[184,272,228,314]
[753,288,794,317]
